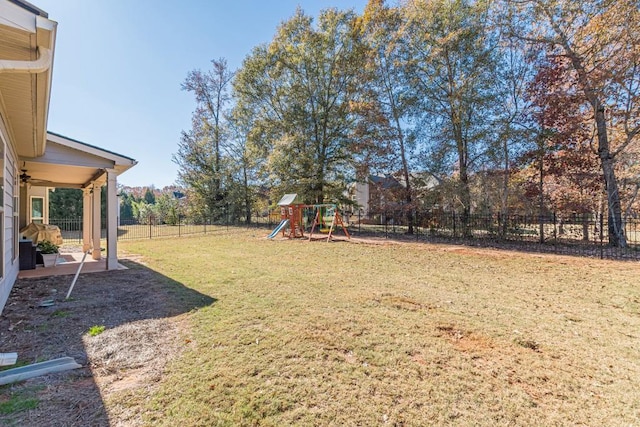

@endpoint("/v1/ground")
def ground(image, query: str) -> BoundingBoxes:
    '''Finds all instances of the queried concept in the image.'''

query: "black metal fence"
[348,211,640,260]
[49,211,640,260]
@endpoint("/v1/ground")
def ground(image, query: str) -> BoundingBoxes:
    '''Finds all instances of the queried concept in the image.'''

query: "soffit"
[0,10,55,158]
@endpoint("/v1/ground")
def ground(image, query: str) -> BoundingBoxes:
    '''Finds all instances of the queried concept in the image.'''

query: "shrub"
[36,240,59,254]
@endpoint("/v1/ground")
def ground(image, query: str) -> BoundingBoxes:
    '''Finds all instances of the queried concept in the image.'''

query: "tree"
[155,193,181,225]
[234,8,366,204]
[504,0,640,246]
[175,58,235,218]
[489,30,537,235]
[48,188,82,218]
[226,105,263,223]
[132,199,155,224]
[402,0,498,232]
[523,55,604,242]
[119,190,135,220]
[359,0,418,233]
[143,187,156,205]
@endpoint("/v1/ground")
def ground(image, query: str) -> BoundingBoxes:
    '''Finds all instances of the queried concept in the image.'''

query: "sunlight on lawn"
[118,229,640,426]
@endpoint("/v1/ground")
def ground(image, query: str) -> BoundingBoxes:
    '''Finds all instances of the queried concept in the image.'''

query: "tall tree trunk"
[451,110,471,237]
[538,133,545,244]
[459,166,471,237]
[394,115,413,234]
[601,155,626,247]
[500,129,510,237]
[243,164,251,224]
[594,104,626,247]
[550,18,627,247]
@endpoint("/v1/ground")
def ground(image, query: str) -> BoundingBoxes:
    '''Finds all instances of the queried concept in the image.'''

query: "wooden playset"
[267,194,350,242]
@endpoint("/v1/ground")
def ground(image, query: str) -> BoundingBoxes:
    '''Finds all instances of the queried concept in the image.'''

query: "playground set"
[267,194,350,242]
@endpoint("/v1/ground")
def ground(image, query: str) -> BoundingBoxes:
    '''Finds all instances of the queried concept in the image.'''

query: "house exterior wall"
[0,111,21,314]
[354,182,369,217]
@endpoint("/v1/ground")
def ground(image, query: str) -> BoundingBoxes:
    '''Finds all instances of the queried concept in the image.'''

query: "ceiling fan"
[20,169,56,186]
[19,169,31,183]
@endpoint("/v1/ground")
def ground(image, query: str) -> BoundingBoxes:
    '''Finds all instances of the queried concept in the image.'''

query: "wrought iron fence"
[49,215,277,243]
[348,210,640,260]
[49,211,640,260]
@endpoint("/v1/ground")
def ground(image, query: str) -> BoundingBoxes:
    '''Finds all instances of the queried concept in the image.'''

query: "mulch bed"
[0,258,210,426]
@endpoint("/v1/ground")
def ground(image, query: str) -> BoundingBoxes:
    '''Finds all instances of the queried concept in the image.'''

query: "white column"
[106,169,118,270]
[92,184,102,260]
[82,187,92,252]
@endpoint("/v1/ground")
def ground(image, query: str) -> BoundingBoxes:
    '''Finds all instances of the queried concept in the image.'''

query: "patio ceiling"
[0,1,56,158]
[20,132,137,188]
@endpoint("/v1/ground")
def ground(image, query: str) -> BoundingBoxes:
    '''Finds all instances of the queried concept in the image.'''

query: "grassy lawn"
[117,229,640,426]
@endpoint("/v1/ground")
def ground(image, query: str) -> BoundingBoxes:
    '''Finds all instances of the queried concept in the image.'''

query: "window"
[30,197,44,224]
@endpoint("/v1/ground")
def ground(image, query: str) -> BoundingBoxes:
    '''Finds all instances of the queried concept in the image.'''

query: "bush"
[37,240,59,254]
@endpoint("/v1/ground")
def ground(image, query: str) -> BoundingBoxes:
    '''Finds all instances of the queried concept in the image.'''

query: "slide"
[267,219,289,239]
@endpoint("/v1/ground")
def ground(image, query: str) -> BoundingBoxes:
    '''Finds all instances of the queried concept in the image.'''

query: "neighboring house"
[347,173,439,220]
[347,175,402,219]
[0,0,137,313]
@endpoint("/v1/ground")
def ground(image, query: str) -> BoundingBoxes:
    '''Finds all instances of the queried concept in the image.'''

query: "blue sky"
[35,0,369,188]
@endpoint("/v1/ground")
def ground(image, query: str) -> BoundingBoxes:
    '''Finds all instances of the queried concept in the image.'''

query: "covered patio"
[17,250,128,279]
[19,131,137,273]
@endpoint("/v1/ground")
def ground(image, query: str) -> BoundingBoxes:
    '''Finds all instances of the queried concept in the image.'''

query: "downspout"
[0,47,52,74]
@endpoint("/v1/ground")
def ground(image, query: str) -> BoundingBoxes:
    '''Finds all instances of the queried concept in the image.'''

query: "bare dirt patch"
[0,257,213,427]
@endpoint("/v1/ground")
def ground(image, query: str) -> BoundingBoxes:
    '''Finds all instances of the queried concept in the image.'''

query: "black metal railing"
[49,211,640,260]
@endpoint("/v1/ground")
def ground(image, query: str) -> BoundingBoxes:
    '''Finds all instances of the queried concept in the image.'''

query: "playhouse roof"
[277,193,302,206]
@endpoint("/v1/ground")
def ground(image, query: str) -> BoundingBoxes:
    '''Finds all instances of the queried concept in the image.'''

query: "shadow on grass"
[0,259,215,426]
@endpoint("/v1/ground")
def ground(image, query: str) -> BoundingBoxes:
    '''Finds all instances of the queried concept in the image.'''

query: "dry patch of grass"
[86,317,190,426]
[117,229,640,425]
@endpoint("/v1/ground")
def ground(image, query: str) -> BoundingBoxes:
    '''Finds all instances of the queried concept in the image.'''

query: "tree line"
[49,186,186,226]
[173,0,640,247]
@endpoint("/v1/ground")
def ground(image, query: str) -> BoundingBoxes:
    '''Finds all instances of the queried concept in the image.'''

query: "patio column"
[105,169,118,270]
[92,184,101,260]
[82,187,92,252]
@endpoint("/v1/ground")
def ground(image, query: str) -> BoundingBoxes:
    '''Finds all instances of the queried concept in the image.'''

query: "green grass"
[0,388,40,415]
[119,229,640,426]
[88,325,106,337]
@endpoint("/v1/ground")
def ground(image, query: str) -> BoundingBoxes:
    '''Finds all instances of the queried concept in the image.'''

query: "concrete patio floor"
[18,252,127,279]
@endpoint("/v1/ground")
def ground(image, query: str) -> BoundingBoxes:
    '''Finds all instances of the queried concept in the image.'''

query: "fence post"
[384,212,388,238]
[392,212,396,234]
[600,213,604,259]
[452,211,456,237]
[553,212,557,251]
[149,217,152,239]
[178,216,181,237]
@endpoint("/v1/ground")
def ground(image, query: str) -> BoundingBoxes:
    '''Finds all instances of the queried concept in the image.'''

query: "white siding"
[0,112,20,314]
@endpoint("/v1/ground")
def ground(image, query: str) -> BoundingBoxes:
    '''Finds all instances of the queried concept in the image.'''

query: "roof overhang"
[20,132,138,188]
[0,0,56,158]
